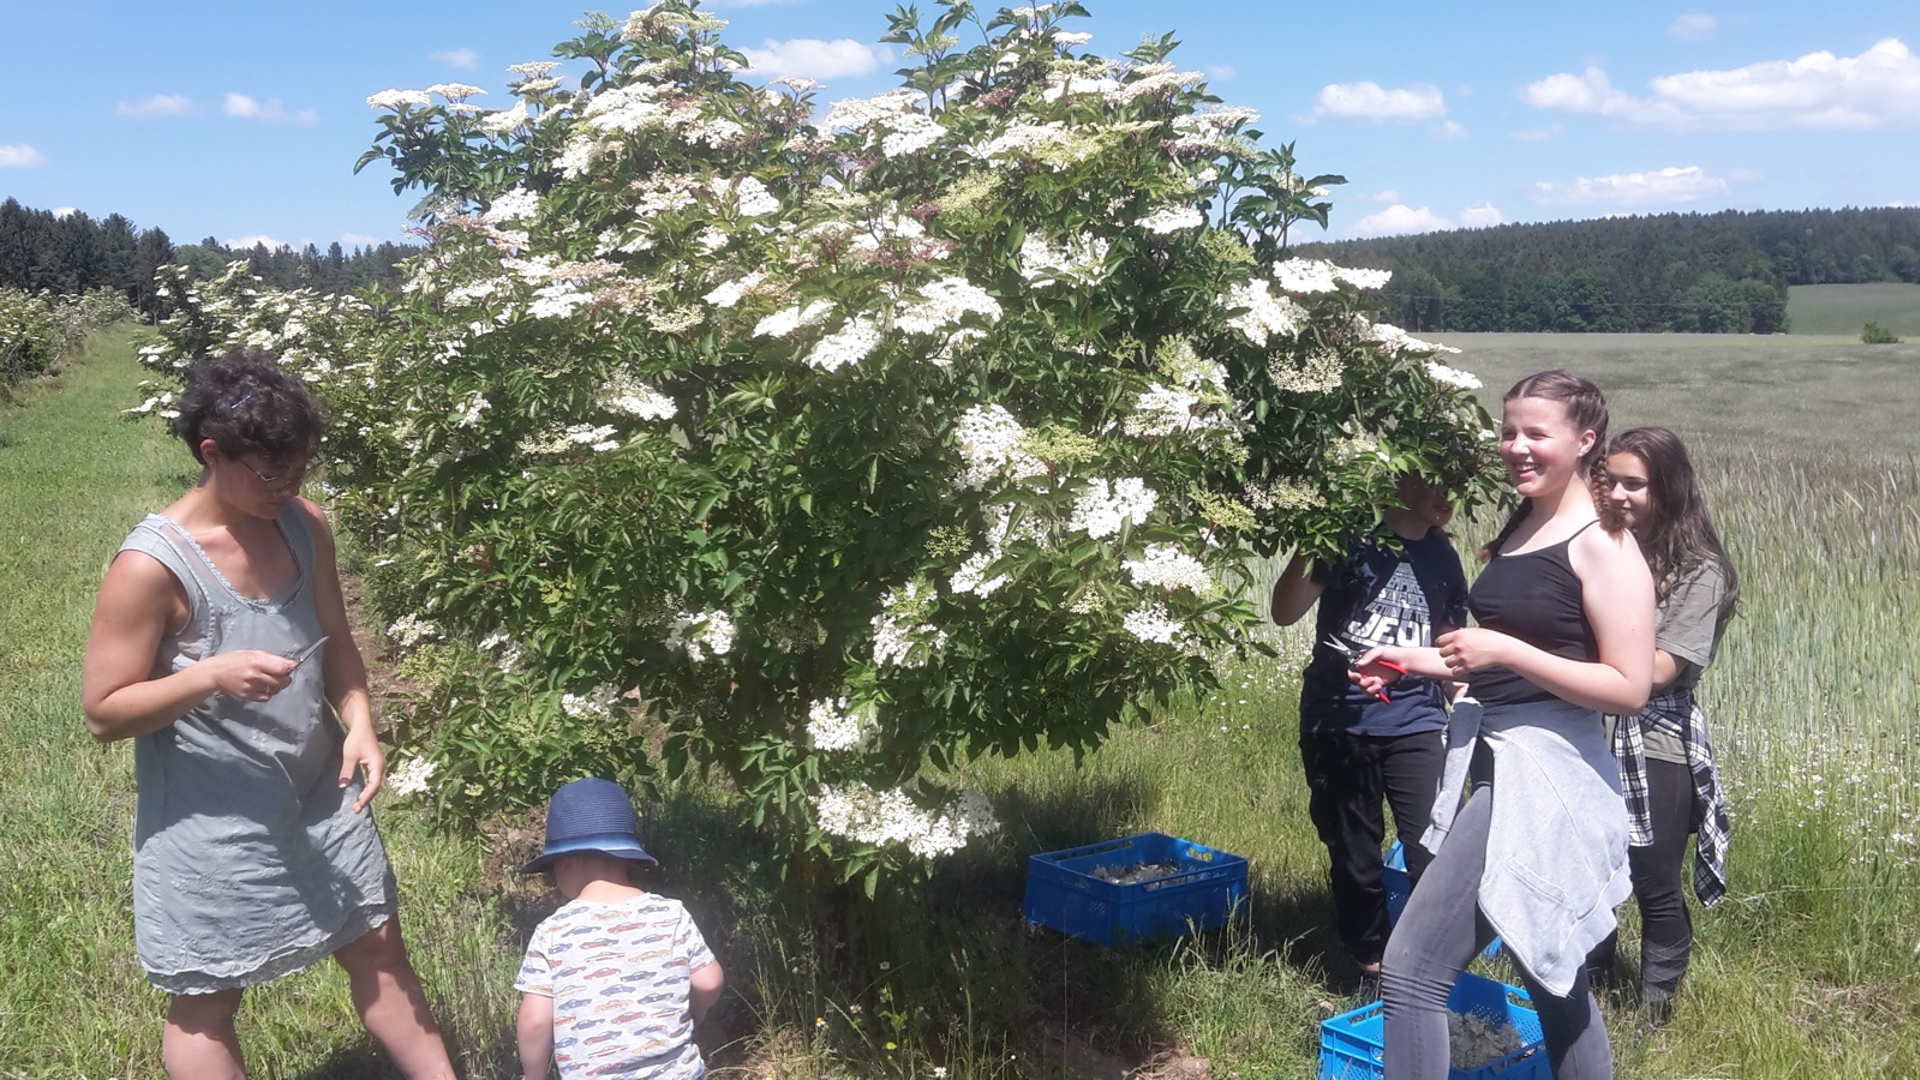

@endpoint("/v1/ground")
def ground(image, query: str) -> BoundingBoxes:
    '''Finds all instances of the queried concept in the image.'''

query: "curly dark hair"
[168,347,326,467]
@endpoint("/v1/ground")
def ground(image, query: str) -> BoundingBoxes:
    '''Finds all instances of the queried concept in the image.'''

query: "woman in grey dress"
[82,349,454,1079]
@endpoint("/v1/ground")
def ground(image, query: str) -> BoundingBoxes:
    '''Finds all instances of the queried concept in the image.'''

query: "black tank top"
[1468,521,1599,706]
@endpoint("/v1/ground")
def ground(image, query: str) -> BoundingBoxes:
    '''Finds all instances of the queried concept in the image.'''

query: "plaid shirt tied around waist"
[1611,690,1732,907]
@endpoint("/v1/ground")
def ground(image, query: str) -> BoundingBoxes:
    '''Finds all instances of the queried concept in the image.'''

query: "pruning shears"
[1323,636,1407,704]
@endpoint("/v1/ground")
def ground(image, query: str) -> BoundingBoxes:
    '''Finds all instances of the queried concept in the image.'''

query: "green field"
[3,331,1918,1077]
[1786,282,1920,338]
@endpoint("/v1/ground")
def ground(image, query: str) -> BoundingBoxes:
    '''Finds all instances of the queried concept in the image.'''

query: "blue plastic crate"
[1022,832,1248,947]
[1317,971,1548,1080]
[1384,841,1501,963]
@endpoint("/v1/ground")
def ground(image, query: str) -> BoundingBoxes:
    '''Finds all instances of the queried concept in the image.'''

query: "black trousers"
[1300,728,1446,966]
[1589,757,1695,1001]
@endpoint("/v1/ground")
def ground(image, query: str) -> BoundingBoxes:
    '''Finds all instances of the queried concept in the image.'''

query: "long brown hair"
[1608,426,1740,622]
[1478,369,1622,561]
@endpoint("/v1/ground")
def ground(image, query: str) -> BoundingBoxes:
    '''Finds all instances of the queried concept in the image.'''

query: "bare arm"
[1268,553,1324,627]
[1432,528,1654,714]
[297,499,383,811]
[516,993,554,1080]
[81,551,296,741]
[689,960,724,1024]
[1651,649,1682,692]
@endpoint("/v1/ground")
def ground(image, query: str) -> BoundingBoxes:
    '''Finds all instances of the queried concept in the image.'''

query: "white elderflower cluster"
[684,115,743,148]
[454,391,489,427]
[949,507,1020,598]
[701,269,765,308]
[1122,603,1186,645]
[366,89,431,110]
[1268,350,1345,394]
[122,390,177,416]
[1425,360,1483,390]
[1136,205,1204,234]
[1272,258,1340,295]
[811,783,999,858]
[895,276,1001,336]
[725,176,781,218]
[528,281,590,320]
[386,613,442,648]
[806,697,867,752]
[820,88,924,134]
[386,757,437,798]
[1124,382,1230,438]
[1123,544,1215,595]
[519,423,621,455]
[970,120,1071,161]
[583,82,671,134]
[878,109,947,158]
[481,187,540,225]
[1245,477,1326,511]
[479,100,530,137]
[871,581,946,668]
[805,318,883,371]
[599,371,677,419]
[1222,279,1304,344]
[1069,477,1157,539]
[555,136,600,179]
[425,82,485,102]
[560,686,620,722]
[1017,234,1110,286]
[755,299,833,338]
[1051,29,1093,47]
[954,404,1044,490]
[1109,64,1205,104]
[669,610,736,662]
[1040,71,1118,102]
[1338,265,1393,290]
[1368,321,1461,355]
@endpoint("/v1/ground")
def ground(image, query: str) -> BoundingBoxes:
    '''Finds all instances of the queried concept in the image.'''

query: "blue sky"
[3,0,1916,250]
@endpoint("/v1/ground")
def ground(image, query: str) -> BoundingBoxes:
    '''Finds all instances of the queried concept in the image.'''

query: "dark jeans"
[1300,728,1445,966]
[1382,786,1612,1079]
[1589,757,1694,1003]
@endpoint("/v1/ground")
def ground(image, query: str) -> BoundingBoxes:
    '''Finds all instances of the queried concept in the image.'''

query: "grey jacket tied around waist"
[1422,696,1633,997]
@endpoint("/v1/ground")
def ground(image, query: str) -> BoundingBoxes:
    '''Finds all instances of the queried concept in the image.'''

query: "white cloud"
[739,38,888,81]
[0,144,49,168]
[116,93,193,119]
[1521,38,1920,131]
[1429,120,1469,140]
[1670,14,1718,42]
[1510,123,1565,142]
[340,233,387,247]
[225,234,288,250]
[1530,165,1730,206]
[1311,81,1448,122]
[430,48,479,70]
[52,206,78,219]
[1206,64,1237,83]
[224,93,319,125]
[1349,202,1504,238]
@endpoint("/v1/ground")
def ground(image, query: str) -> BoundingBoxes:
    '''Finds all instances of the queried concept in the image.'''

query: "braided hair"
[1478,369,1622,562]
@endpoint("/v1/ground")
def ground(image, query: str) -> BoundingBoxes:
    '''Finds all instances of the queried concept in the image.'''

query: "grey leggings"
[1381,786,1612,1079]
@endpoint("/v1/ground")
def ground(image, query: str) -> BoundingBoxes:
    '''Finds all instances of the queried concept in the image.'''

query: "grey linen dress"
[118,508,396,995]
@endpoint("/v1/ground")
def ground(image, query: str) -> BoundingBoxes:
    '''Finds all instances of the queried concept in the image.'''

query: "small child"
[516,778,724,1080]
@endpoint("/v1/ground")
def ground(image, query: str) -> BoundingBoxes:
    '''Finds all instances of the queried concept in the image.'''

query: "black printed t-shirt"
[1298,532,1470,737]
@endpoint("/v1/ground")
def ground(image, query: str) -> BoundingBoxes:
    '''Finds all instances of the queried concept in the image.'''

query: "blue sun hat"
[520,778,659,874]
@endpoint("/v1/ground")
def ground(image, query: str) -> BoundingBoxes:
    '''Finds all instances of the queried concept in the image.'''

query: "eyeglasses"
[237,457,314,491]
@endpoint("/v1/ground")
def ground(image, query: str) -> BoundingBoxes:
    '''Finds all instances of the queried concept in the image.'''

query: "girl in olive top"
[1589,426,1737,1027]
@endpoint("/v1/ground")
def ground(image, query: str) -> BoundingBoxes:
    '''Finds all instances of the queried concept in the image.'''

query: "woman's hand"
[1435,628,1511,679]
[204,650,299,702]
[1350,646,1412,697]
[339,722,385,813]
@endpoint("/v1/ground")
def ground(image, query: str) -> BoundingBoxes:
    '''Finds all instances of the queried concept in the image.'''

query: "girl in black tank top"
[1466,520,1600,706]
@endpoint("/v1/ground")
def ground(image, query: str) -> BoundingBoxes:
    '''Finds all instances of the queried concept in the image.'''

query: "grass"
[1786,283,1920,338]
[3,330,1918,1077]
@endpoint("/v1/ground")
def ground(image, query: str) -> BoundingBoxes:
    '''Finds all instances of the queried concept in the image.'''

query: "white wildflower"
[1017,233,1111,286]
[805,318,883,371]
[1268,350,1345,393]
[702,270,765,308]
[1222,279,1304,344]
[895,276,1001,336]
[1368,321,1462,355]
[970,120,1071,160]
[811,782,997,857]
[1272,258,1340,295]
[879,110,947,158]
[560,686,619,721]
[1124,382,1230,437]
[454,391,490,427]
[386,757,437,798]
[1335,265,1392,290]
[754,300,833,338]
[387,613,441,648]
[599,371,677,419]
[426,82,485,102]
[726,176,781,218]
[1424,360,1482,389]
[871,581,946,668]
[954,404,1044,490]
[481,186,540,225]
[366,89,431,110]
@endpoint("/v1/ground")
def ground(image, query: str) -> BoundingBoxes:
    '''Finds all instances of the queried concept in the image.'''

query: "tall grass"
[3,333,1917,1077]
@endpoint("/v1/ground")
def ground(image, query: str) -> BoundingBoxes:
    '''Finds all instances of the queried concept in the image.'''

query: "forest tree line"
[1298,207,1920,334]
[0,198,415,319]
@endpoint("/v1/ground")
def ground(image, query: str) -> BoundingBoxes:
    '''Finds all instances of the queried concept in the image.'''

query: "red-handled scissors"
[1323,636,1407,703]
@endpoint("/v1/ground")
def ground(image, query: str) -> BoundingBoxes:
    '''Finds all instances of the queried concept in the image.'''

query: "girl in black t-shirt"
[1270,473,1467,993]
